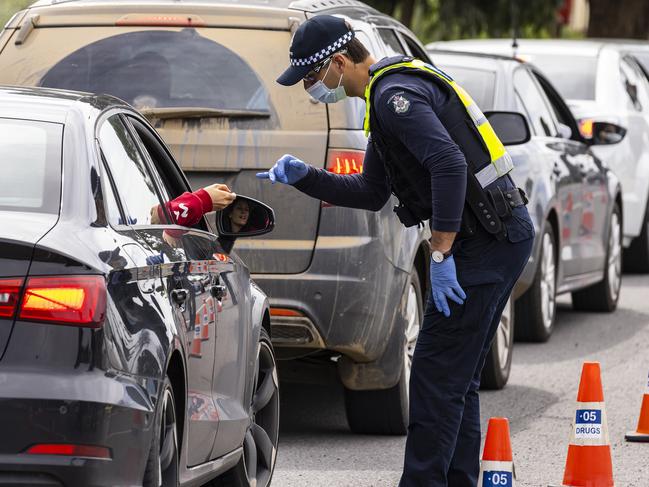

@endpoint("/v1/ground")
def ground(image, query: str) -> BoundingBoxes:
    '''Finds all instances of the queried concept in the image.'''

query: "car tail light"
[327,149,365,175]
[579,118,594,139]
[26,443,112,459]
[0,278,23,319]
[19,276,106,328]
[270,308,304,317]
[116,14,206,27]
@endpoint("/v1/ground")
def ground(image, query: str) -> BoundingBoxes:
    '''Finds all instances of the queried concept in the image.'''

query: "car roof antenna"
[510,0,519,58]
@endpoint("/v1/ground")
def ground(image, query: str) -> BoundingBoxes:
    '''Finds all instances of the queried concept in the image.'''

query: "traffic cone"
[478,417,515,486]
[189,324,202,357]
[625,369,649,442]
[549,362,614,487]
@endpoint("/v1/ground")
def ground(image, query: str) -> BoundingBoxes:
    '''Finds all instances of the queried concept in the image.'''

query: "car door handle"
[210,285,227,300]
[171,288,188,305]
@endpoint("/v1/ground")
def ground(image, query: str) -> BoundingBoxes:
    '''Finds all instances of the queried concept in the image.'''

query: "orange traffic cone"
[200,301,210,341]
[625,369,649,442]
[550,362,614,487]
[478,417,515,486]
[189,324,202,357]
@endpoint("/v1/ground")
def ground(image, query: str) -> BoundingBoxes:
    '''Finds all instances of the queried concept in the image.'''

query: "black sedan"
[0,86,279,487]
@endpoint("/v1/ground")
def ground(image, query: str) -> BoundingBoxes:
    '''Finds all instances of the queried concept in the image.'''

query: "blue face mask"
[307,61,347,104]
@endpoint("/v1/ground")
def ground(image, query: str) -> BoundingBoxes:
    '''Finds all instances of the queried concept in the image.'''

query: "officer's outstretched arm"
[256,146,390,211]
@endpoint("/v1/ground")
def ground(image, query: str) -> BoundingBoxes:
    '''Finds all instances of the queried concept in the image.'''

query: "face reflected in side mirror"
[484,111,531,146]
[216,196,275,239]
[592,122,627,145]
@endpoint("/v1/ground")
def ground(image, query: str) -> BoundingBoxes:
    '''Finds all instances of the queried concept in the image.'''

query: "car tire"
[572,203,622,312]
[623,200,649,273]
[514,224,557,343]
[481,296,514,390]
[212,328,279,487]
[344,269,423,436]
[143,376,179,487]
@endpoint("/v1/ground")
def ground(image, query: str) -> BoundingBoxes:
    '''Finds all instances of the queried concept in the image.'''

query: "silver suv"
[1,0,511,433]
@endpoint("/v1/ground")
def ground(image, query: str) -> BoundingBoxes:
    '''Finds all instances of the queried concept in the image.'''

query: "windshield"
[522,54,598,100]
[436,66,496,110]
[39,30,270,112]
[0,118,62,214]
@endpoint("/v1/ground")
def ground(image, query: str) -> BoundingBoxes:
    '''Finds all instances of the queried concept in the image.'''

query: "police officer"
[257,15,534,486]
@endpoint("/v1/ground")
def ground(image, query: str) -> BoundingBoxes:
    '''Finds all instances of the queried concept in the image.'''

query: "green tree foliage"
[1,0,32,27]
[366,0,562,43]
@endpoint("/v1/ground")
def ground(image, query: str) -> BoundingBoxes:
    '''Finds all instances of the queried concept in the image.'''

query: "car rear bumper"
[252,235,409,362]
[0,368,156,487]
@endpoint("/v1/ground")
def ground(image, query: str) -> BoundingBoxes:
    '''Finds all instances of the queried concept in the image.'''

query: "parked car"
[427,49,623,342]
[0,0,518,432]
[0,86,279,487]
[429,39,649,274]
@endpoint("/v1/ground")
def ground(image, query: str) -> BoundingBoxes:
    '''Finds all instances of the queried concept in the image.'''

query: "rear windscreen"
[0,118,62,213]
[522,54,598,100]
[436,66,496,110]
[38,29,269,113]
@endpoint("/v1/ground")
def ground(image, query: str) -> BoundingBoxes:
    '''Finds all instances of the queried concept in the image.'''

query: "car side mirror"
[591,121,627,145]
[484,111,531,146]
[216,196,275,239]
[557,123,573,140]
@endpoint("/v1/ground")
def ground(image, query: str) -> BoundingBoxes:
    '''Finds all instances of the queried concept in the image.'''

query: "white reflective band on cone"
[569,401,610,447]
[478,460,515,486]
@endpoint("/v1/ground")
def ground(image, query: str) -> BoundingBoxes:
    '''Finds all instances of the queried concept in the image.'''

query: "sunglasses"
[303,49,348,82]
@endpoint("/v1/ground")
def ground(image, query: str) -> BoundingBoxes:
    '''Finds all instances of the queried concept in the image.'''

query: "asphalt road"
[273,275,649,486]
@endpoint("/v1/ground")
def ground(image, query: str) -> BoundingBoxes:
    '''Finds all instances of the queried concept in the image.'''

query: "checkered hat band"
[290,31,354,67]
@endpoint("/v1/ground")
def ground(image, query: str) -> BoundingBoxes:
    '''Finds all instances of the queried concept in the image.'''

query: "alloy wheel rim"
[243,339,279,487]
[403,282,421,395]
[540,232,556,332]
[495,298,513,370]
[159,388,178,487]
[608,212,622,301]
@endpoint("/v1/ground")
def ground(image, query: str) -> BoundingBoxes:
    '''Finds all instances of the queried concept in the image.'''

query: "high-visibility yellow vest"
[364,58,513,188]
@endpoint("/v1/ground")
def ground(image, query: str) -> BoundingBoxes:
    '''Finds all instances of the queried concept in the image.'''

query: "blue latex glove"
[430,255,467,318]
[256,154,309,185]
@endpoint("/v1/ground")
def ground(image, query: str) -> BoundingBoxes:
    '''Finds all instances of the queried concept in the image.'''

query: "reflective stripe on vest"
[364,59,514,188]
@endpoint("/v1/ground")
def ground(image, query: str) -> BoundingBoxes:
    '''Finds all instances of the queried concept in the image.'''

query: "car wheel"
[344,269,422,436]
[572,202,622,312]
[143,376,179,487]
[515,224,557,342]
[481,296,514,390]
[213,328,279,487]
[623,200,649,273]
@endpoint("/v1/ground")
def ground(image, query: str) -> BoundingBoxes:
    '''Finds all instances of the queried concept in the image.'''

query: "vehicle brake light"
[19,276,106,328]
[270,308,304,317]
[579,119,594,139]
[327,149,365,175]
[0,278,23,319]
[116,14,206,27]
[26,443,112,459]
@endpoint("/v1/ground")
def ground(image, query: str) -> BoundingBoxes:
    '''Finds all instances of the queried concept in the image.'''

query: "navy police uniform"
[276,16,534,487]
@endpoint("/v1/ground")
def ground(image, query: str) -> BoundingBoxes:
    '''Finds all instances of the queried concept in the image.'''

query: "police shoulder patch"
[387,92,410,114]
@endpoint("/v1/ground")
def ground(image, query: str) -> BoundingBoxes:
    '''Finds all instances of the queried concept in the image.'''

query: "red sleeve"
[163,189,213,227]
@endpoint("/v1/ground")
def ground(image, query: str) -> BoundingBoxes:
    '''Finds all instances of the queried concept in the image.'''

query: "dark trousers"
[399,202,534,487]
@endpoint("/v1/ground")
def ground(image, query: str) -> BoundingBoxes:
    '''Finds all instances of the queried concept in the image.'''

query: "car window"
[513,68,557,137]
[0,118,62,214]
[98,115,169,226]
[376,28,405,56]
[434,65,496,110]
[522,54,598,100]
[39,30,269,113]
[399,33,432,63]
[620,57,647,112]
[532,71,580,141]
